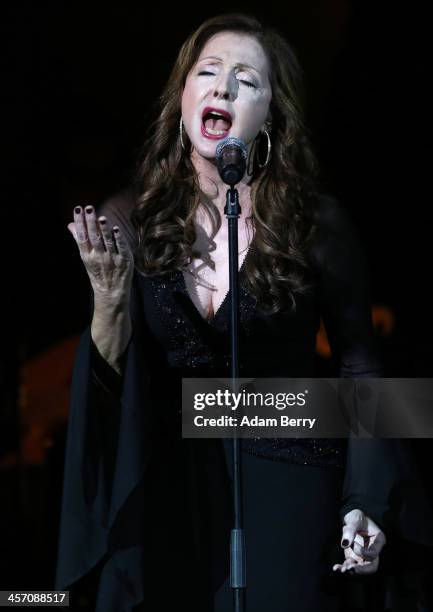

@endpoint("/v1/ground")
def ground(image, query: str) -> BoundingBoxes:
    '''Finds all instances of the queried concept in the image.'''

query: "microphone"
[215,137,247,186]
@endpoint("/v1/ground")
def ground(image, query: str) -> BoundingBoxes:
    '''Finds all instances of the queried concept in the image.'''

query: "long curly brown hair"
[130,12,321,315]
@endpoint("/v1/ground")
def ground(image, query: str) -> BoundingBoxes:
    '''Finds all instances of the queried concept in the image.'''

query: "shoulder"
[312,192,357,235]
[95,186,137,250]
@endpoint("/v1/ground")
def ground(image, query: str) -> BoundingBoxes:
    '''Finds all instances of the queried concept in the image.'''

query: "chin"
[191,140,219,161]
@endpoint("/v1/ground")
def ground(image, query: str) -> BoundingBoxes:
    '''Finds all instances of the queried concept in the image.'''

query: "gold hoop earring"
[256,129,271,169]
[179,116,186,151]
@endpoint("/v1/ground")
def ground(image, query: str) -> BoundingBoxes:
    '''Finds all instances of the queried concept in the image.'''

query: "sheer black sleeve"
[90,337,126,399]
[310,194,383,379]
[311,195,433,550]
[56,191,156,609]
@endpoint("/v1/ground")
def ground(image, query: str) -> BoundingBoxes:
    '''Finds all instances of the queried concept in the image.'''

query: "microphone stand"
[224,185,246,612]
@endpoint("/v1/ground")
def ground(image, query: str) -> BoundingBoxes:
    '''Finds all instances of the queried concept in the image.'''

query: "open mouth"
[201,108,232,138]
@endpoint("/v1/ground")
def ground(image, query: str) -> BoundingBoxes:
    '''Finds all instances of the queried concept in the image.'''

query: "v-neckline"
[180,244,252,324]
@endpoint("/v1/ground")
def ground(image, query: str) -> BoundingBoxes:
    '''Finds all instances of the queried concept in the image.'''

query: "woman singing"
[56,12,433,611]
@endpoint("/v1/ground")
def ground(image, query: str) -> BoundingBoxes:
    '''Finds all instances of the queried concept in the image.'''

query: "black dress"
[56,192,433,611]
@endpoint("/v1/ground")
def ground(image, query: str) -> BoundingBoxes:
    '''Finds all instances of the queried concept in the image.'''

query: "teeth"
[205,127,228,135]
[206,112,227,120]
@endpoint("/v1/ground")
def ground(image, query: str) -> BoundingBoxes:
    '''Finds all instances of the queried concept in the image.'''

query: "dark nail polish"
[99,218,106,224]
[74,206,81,214]
[85,206,93,214]
[342,539,349,547]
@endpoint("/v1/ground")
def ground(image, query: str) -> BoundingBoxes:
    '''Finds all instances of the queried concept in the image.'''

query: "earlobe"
[258,121,271,137]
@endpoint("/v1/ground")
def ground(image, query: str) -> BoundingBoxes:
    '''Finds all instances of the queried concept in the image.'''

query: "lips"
[201,106,233,123]
[201,106,233,139]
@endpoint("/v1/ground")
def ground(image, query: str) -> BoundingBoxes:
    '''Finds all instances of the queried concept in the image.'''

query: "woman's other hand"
[67,205,134,304]
[333,508,386,575]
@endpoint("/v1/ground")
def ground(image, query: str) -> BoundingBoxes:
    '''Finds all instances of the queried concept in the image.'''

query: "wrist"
[93,291,130,315]
[91,297,132,374]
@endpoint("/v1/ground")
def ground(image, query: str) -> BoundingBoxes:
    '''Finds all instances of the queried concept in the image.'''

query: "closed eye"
[198,71,256,88]
[239,80,256,88]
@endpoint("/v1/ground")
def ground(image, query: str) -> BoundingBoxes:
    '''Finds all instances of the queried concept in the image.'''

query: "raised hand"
[67,205,134,304]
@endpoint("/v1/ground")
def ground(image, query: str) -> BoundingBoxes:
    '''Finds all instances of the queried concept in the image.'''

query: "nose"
[213,71,237,101]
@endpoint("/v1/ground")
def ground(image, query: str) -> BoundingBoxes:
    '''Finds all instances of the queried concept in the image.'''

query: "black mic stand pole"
[224,184,246,612]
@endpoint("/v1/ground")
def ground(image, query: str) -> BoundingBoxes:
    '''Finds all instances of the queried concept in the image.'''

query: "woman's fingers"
[352,531,370,557]
[70,206,125,257]
[69,204,133,270]
[341,509,367,548]
[351,557,379,575]
[84,206,104,253]
[333,529,383,575]
[73,206,91,253]
[333,559,355,573]
[333,558,358,573]
[333,513,385,576]
[67,222,78,241]
[68,204,134,300]
[112,226,132,259]
[333,556,379,575]
[332,538,382,574]
[98,216,117,254]
[360,531,386,561]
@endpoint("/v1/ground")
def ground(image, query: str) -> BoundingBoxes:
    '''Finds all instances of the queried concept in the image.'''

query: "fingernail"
[99,218,106,224]
[74,206,81,214]
[113,227,120,233]
[341,539,349,547]
[85,206,93,214]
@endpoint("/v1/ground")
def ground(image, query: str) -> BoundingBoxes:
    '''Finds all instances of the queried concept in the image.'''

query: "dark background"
[2,0,432,605]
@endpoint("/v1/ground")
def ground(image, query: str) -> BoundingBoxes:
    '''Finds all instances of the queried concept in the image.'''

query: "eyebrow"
[198,56,261,76]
